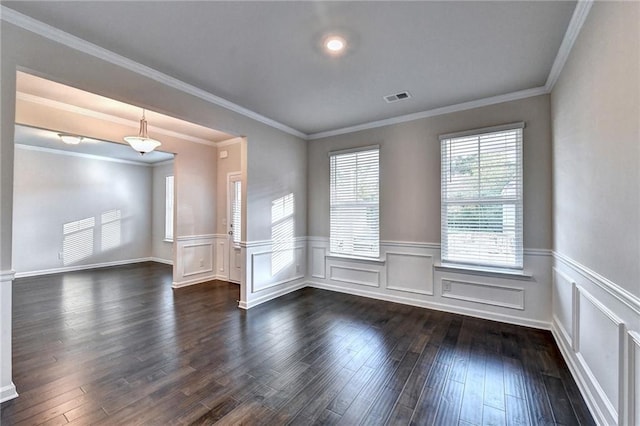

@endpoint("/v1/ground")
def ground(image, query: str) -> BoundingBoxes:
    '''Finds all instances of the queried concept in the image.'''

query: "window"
[165,176,174,241]
[232,179,241,245]
[440,123,523,269]
[330,146,380,258]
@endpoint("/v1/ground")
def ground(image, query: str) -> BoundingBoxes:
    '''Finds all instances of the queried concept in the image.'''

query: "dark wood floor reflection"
[1,262,593,425]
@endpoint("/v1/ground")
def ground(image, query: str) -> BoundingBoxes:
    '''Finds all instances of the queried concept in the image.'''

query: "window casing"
[330,146,380,258]
[440,123,523,269]
[165,176,174,241]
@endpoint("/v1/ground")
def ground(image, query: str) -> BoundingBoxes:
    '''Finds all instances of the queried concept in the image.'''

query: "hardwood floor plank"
[0,263,593,426]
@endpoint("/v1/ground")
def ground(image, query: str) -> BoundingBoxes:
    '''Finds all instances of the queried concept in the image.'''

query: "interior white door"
[228,173,242,283]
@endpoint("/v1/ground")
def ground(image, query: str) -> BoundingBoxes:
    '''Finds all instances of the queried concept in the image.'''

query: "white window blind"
[232,180,241,245]
[165,176,174,241]
[330,146,380,258]
[440,124,523,269]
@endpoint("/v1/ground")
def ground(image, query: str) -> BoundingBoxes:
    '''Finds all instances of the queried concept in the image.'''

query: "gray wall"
[308,94,552,249]
[12,146,152,273]
[551,1,640,296]
[247,132,307,241]
[152,161,174,262]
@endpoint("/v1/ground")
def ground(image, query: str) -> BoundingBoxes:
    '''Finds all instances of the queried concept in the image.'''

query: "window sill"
[434,262,532,280]
[163,239,174,243]
[326,253,385,264]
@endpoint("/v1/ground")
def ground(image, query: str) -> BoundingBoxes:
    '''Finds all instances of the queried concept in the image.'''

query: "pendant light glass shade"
[124,110,161,154]
[58,134,83,145]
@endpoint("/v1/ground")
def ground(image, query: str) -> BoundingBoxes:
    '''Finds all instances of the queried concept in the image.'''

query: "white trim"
[328,144,379,157]
[385,251,434,296]
[152,159,175,167]
[523,248,553,257]
[16,92,217,147]
[1,2,592,142]
[575,285,626,424]
[216,137,243,148]
[150,257,173,266]
[15,143,157,167]
[307,280,550,330]
[629,331,640,426]
[551,322,607,425]
[439,121,525,141]
[381,240,441,250]
[0,270,16,281]
[545,0,594,91]
[0,383,18,403]
[554,250,640,315]
[307,87,546,140]
[326,253,385,264]
[175,234,216,242]
[172,274,216,289]
[14,257,154,278]
[440,278,525,311]
[239,281,307,310]
[329,265,380,288]
[434,263,533,280]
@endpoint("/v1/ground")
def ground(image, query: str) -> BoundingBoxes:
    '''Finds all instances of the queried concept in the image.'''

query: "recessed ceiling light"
[324,35,346,55]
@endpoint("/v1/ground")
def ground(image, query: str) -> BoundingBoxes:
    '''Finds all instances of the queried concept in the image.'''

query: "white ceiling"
[14,124,175,165]
[4,1,577,136]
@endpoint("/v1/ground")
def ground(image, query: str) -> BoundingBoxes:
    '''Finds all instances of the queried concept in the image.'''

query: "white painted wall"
[549,2,640,425]
[151,161,174,263]
[12,145,152,274]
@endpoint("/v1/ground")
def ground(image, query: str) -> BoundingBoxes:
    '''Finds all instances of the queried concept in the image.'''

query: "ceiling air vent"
[384,91,411,103]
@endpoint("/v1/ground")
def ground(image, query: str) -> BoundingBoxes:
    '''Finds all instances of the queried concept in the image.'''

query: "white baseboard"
[0,383,18,403]
[239,280,307,310]
[307,280,550,330]
[14,257,155,278]
[172,274,217,289]
[150,257,173,266]
[551,320,606,425]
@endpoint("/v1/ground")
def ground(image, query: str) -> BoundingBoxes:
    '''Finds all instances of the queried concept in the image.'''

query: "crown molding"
[0,6,306,140]
[545,0,594,91]
[307,86,547,140]
[15,143,159,166]
[2,2,592,142]
[216,137,244,148]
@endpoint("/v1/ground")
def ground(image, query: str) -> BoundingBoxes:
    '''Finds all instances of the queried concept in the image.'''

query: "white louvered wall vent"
[384,91,411,103]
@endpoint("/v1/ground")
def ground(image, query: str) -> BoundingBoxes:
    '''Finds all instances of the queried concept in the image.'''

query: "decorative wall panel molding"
[628,331,640,426]
[440,278,525,310]
[552,267,575,346]
[173,235,216,288]
[575,285,625,424]
[386,252,433,295]
[311,247,326,279]
[329,264,380,288]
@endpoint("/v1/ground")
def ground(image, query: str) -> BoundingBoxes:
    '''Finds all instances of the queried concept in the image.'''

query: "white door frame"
[227,172,242,283]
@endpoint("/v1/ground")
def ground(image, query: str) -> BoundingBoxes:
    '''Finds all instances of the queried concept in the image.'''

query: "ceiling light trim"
[17,91,218,147]
[545,0,594,91]
[307,86,548,140]
[1,6,306,140]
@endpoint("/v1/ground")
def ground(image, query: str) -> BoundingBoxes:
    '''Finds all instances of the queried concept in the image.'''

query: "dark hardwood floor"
[1,262,593,425]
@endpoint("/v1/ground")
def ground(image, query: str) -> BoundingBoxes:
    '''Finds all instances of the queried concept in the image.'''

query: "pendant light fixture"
[124,109,161,155]
[58,134,83,145]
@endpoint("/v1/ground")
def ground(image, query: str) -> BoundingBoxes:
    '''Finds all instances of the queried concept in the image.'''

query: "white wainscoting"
[173,234,217,288]
[0,270,18,403]
[238,238,307,309]
[551,252,640,426]
[441,278,524,310]
[306,237,551,330]
[214,234,229,281]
